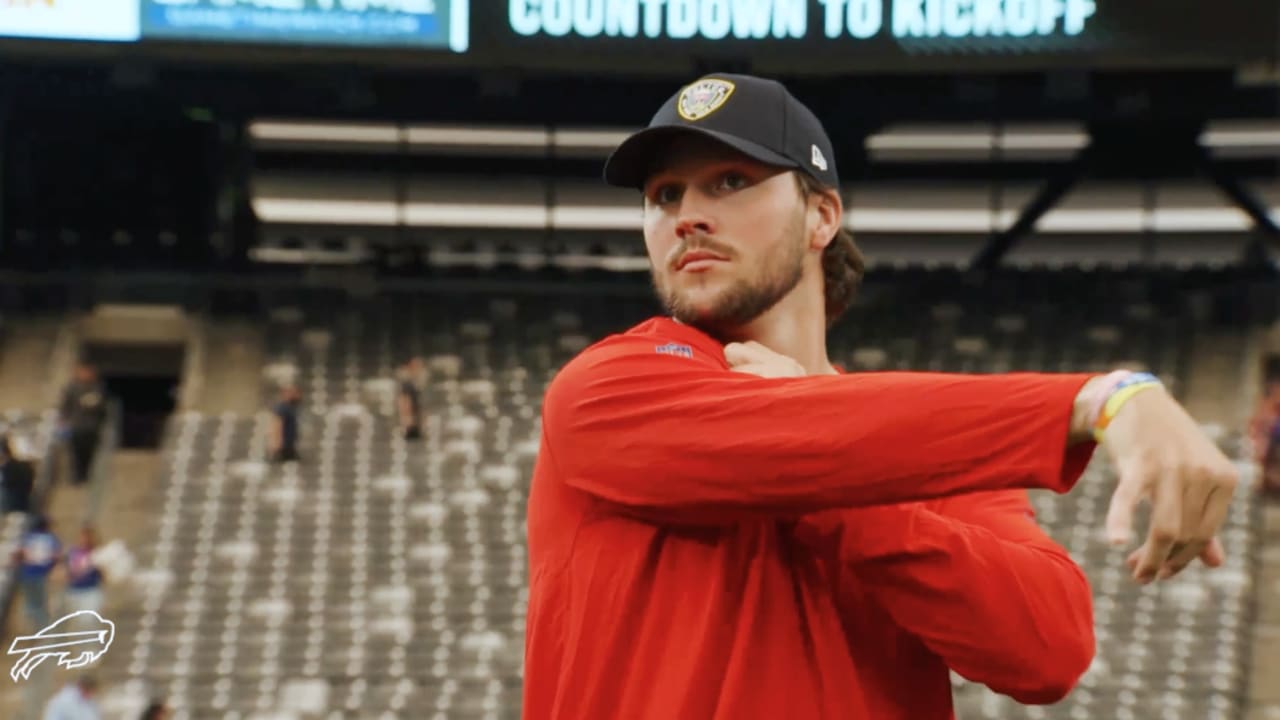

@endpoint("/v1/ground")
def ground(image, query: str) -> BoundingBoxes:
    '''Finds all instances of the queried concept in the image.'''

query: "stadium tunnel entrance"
[83,342,184,449]
[78,305,192,450]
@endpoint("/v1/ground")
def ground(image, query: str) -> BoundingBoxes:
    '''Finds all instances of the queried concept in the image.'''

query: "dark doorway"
[84,344,184,449]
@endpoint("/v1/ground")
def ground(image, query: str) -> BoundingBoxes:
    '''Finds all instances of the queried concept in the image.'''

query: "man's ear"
[809,189,843,252]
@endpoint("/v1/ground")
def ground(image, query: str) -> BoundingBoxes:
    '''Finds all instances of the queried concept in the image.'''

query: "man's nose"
[675,192,715,240]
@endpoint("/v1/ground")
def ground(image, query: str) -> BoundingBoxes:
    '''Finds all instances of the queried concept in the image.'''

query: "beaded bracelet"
[1091,371,1164,442]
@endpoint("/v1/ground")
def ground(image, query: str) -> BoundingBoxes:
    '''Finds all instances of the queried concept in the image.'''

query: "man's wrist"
[1071,370,1167,444]
[1071,375,1109,444]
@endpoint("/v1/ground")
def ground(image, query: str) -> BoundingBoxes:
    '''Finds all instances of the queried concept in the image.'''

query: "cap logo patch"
[677,79,736,122]
[811,145,828,172]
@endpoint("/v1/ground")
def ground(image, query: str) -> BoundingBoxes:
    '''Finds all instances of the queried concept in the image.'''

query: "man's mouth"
[675,250,729,271]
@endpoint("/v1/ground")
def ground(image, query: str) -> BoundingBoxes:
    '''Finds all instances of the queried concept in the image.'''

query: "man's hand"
[1100,386,1238,583]
[724,342,807,379]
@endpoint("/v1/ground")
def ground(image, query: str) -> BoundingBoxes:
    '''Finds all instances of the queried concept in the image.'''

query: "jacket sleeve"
[541,334,1097,523]
[796,490,1095,704]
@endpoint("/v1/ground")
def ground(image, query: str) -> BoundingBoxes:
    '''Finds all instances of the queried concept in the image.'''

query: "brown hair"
[795,172,865,328]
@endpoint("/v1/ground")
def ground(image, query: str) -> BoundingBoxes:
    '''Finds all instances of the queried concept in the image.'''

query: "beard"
[651,218,806,338]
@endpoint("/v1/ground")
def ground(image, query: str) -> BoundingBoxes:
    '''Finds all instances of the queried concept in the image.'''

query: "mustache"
[665,235,736,270]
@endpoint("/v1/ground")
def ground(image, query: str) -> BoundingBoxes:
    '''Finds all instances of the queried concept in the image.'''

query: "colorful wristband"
[1092,372,1163,442]
[1086,370,1134,429]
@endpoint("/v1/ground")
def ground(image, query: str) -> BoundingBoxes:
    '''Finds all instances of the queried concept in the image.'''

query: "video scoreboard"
[0,0,1275,74]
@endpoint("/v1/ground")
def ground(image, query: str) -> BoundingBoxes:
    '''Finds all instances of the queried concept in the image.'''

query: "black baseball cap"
[603,73,839,191]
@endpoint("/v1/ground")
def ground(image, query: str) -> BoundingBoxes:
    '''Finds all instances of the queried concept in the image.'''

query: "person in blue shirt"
[43,675,100,720]
[14,515,62,631]
[269,385,302,464]
[64,525,105,622]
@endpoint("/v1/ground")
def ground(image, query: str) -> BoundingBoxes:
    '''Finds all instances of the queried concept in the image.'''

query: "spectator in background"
[14,515,61,631]
[58,362,107,486]
[1249,380,1280,497]
[43,675,100,720]
[269,385,302,464]
[63,525,105,621]
[0,433,34,514]
[397,357,426,441]
[138,699,170,720]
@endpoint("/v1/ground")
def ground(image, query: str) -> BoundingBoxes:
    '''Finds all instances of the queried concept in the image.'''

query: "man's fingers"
[1136,478,1182,583]
[1162,476,1212,577]
[723,343,757,366]
[725,342,804,378]
[1125,547,1141,572]
[1129,537,1224,578]
[729,363,770,378]
[1105,480,1140,547]
[1195,482,1235,556]
[725,342,776,365]
[1162,466,1235,577]
[1159,540,1207,580]
[1200,537,1226,567]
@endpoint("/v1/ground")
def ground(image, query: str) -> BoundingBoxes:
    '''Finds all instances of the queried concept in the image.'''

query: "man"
[63,525,106,627]
[138,698,171,720]
[14,514,61,631]
[1249,380,1280,496]
[523,73,1237,719]
[268,385,302,463]
[397,357,426,441]
[0,433,35,515]
[58,362,106,486]
[43,675,100,720]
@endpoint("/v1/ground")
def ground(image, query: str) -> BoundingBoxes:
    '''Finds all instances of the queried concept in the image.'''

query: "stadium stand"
[0,410,58,615]
[4,11,1280,718]
[66,267,1265,719]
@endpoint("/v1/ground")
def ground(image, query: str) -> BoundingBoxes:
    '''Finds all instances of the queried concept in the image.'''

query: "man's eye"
[652,185,681,204]
[717,173,750,192]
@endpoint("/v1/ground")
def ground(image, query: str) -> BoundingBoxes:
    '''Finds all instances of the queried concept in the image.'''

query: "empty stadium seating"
[101,269,1263,719]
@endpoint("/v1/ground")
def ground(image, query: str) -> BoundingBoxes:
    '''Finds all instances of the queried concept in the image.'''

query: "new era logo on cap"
[811,145,828,172]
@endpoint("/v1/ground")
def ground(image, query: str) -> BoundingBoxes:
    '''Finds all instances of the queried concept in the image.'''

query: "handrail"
[84,400,121,527]
[0,398,121,644]
[0,418,62,645]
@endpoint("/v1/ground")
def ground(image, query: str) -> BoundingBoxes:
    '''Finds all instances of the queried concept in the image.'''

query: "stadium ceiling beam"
[969,145,1092,272]
[1193,144,1280,266]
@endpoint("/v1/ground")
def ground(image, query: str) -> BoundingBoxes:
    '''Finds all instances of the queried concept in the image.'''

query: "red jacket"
[524,318,1096,720]
[796,490,1096,719]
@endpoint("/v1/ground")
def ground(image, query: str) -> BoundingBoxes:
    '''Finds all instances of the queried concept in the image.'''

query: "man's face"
[642,137,811,336]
